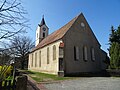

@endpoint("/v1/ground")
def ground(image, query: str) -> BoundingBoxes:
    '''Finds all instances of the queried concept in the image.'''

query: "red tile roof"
[32,14,79,51]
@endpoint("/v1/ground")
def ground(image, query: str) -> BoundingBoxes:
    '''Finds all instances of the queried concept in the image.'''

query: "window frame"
[47,47,49,64]
[91,47,95,61]
[83,46,88,61]
[35,52,37,67]
[39,51,41,67]
[53,45,56,60]
[74,46,79,61]
[31,53,33,67]
[43,32,45,38]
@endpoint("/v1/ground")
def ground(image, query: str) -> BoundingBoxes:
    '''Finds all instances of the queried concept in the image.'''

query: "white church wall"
[28,40,62,74]
[35,25,49,46]
[35,26,40,46]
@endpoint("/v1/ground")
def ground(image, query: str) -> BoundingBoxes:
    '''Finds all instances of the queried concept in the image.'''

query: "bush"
[0,65,13,81]
[0,66,2,71]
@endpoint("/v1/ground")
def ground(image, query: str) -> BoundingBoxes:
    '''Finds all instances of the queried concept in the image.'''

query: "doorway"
[59,58,64,71]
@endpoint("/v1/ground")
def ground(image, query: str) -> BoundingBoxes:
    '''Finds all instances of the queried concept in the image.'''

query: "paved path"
[42,77,120,90]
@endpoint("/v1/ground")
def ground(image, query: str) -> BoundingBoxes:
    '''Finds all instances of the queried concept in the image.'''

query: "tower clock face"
[43,27,46,31]
[81,22,85,27]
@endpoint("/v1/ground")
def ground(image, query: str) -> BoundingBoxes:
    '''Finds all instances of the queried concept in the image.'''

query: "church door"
[59,58,64,71]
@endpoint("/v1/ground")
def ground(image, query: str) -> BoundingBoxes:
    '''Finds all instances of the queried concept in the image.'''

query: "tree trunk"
[21,59,25,70]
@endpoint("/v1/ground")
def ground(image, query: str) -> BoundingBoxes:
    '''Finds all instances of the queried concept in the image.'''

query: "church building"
[28,13,108,76]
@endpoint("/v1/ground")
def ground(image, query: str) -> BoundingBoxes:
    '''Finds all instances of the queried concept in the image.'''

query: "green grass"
[24,70,73,82]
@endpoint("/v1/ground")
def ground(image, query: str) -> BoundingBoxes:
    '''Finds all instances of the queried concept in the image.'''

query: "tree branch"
[0,0,29,41]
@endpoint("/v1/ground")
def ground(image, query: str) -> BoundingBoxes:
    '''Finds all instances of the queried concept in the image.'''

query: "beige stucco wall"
[63,15,103,74]
[28,40,62,74]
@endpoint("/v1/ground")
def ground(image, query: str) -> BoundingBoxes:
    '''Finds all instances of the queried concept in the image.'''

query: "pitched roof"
[33,14,79,51]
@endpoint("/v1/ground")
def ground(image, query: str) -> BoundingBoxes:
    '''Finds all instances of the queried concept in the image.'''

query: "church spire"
[39,15,46,27]
[35,15,49,46]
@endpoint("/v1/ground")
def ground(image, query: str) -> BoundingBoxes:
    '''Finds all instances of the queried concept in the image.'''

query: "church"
[28,13,109,76]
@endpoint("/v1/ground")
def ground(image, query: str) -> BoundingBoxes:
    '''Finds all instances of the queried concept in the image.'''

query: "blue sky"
[22,0,120,54]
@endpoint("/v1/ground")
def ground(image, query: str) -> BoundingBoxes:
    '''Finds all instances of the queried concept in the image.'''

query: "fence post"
[16,75,27,90]
[4,80,7,89]
[8,80,11,90]
[12,79,16,90]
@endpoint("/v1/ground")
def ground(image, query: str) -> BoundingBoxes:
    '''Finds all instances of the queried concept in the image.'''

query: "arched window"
[31,54,33,67]
[47,47,49,64]
[74,46,79,60]
[43,32,45,38]
[53,45,56,60]
[83,46,88,61]
[39,51,41,67]
[91,48,95,61]
[35,52,37,67]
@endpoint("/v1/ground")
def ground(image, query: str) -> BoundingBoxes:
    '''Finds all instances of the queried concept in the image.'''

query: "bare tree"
[0,49,11,65]
[9,36,34,69]
[0,0,28,41]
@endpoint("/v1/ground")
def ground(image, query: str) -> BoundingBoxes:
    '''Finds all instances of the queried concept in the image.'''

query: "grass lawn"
[20,70,74,82]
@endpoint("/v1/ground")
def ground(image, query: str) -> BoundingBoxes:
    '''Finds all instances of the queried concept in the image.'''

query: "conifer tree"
[109,26,120,69]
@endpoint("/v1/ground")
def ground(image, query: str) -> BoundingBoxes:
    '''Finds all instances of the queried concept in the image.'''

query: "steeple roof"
[39,15,46,26]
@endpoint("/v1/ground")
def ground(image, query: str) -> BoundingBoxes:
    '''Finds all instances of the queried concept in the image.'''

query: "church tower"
[35,16,49,46]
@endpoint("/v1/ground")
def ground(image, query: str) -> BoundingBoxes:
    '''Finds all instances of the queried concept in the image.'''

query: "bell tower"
[35,16,49,46]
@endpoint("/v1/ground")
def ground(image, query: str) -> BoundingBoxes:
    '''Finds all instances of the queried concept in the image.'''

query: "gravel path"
[43,77,120,90]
